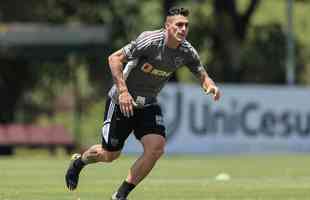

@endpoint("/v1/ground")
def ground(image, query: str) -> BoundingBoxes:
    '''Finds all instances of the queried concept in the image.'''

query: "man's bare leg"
[82,144,121,163]
[114,134,165,199]
[65,144,121,190]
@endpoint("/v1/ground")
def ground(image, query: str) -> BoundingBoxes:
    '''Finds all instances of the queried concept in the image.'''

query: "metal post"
[286,0,295,85]
[69,54,82,149]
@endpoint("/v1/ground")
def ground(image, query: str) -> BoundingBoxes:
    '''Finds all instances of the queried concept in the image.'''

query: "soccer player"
[65,7,221,200]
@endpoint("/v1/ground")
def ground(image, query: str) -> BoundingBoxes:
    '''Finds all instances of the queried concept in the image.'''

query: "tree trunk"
[211,0,260,82]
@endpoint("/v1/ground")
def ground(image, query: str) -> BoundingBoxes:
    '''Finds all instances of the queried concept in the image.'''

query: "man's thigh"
[133,104,166,140]
[140,134,166,150]
[101,98,134,151]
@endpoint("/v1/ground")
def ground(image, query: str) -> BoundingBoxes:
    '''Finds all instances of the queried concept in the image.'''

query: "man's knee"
[145,143,165,160]
[150,147,164,160]
[142,134,166,160]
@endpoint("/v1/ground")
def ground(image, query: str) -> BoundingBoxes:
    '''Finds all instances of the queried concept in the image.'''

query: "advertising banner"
[123,84,310,154]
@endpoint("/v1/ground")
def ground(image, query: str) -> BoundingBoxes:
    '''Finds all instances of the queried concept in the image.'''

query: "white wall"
[123,84,310,154]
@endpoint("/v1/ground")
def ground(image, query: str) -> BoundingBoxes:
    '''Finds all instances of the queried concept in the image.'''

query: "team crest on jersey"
[155,52,162,61]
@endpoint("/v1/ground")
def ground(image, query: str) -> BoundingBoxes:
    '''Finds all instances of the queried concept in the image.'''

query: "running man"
[65,7,221,200]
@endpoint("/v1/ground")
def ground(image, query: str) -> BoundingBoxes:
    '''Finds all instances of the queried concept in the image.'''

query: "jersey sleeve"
[122,32,152,60]
[185,45,206,79]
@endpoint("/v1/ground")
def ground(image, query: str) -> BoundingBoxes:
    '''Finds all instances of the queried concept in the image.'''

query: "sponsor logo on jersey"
[174,57,184,66]
[141,63,172,77]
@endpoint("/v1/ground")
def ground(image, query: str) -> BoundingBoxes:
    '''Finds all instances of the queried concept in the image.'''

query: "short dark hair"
[167,7,189,17]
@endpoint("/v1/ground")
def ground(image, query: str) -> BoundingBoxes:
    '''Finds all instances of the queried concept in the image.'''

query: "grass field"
[1,153,310,200]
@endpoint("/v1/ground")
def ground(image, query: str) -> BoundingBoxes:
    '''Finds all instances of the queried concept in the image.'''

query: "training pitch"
[0,154,310,200]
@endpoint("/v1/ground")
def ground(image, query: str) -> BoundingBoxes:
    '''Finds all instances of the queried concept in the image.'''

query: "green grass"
[1,154,310,200]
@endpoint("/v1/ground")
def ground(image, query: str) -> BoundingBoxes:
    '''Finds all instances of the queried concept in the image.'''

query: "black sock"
[116,181,136,198]
[73,157,86,172]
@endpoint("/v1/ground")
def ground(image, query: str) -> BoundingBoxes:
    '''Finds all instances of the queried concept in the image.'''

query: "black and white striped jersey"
[108,29,205,107]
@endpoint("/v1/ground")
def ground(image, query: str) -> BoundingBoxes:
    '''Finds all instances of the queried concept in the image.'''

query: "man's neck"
[164,31,181,49]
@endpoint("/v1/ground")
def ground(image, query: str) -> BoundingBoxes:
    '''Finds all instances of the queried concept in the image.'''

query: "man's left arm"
[197,68,221,101]
[185,46,221,101]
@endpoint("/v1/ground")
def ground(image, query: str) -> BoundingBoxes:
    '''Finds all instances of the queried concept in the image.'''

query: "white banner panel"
[123,84,310,154]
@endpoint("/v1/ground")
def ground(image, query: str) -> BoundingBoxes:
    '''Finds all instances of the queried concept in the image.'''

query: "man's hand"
[118,90,137,117]
[203,83,221,101]
[197,68,221,102]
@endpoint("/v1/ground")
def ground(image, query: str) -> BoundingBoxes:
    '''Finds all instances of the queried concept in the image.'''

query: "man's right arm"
[108,49,136,117]
[109,31,155,116]
[108,49,128,94]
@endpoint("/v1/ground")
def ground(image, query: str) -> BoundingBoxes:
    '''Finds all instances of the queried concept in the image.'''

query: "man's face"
[165,15,189,43]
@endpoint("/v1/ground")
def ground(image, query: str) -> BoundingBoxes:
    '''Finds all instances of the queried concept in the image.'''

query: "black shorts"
[101,98,166,151]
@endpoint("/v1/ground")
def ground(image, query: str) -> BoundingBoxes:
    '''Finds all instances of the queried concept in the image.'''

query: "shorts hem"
[134,129,166,140]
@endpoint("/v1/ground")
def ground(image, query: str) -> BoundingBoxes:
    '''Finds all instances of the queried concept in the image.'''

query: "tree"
[0,0,95,123]
[210,0,260,82]
[1,0,306,124]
